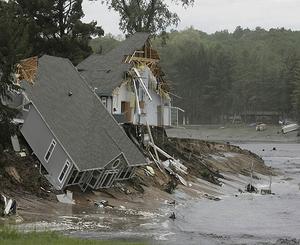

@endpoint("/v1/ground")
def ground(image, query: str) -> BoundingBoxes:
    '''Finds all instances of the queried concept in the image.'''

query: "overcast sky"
[82,0,300,36]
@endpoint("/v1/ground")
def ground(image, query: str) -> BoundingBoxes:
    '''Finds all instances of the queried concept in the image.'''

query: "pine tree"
[291,61,300,121]
[15,0,104,64]
[0,0,24,150]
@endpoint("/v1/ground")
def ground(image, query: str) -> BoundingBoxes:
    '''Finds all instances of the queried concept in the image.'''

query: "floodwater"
[160,143,300,245]
[17,143,300,244]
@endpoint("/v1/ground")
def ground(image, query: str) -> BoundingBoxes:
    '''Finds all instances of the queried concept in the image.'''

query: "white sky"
[82,0,300,37]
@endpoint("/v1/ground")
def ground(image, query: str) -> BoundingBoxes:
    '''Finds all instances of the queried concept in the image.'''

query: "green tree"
[90,34,121,54]
[100,0,194,35]
[155,27,300,124]
[0,0,25,150]
[285,54,300,121]
[15,0,104,64]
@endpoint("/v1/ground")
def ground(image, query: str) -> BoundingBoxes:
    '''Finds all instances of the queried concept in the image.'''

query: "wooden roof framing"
[16,56,38,84]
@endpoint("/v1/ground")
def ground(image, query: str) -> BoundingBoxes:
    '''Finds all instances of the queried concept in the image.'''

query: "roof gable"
[77,33,151,95]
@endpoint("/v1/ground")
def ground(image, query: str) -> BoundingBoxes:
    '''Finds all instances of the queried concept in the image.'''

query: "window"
[101,97,107,108]
[117,168,127,179]
[44,140,56,162]
[112,159,120,169]
[89,170,102,188]
[67,168,78,185]
[125,167,133,179]
[74,171,84,184]
[58,160,70,183]
[97,170,118,188]
[23,103,30,111]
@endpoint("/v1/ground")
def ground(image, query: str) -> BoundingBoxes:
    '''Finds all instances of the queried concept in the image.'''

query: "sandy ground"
[166,125,300,143]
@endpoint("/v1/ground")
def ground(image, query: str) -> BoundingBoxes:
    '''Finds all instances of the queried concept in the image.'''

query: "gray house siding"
[20,105,73,190]
[15,55,146,192]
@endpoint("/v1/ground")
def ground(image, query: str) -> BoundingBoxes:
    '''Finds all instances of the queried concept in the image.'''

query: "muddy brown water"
[16,143,300,245]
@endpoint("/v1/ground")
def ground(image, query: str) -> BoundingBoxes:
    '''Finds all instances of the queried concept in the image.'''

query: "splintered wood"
[123,40,160,71]
[16,56,38,84]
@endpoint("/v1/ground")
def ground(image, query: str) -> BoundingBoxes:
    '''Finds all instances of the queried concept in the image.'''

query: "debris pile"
[0,194,17,216]
[281,123,299,134]
[245,184,258,193]
[0,150,56,200]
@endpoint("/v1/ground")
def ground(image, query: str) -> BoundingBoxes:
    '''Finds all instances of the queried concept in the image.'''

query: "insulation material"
[130,92,135,108]
[16,56,38,84]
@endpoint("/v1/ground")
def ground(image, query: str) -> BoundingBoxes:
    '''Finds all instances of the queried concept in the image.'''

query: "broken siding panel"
[113,82,131,114]
[107,97,113,113]
[163,105,171,126]
[139,90,161,126]
[20,106,72,189]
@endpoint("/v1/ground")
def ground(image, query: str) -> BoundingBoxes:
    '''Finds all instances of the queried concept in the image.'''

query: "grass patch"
[0,228,147,245]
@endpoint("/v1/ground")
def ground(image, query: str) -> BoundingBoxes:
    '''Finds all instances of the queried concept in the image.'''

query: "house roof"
[77,32,150,96]
[21,55,146,171]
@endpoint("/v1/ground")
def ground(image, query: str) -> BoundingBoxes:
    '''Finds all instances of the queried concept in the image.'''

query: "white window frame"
[101,97,107,108]
[58,160,70,183]
[22,103,30,112]
[44,139,56,162]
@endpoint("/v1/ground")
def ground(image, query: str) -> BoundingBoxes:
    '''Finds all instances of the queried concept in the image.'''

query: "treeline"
[153,28,300,124]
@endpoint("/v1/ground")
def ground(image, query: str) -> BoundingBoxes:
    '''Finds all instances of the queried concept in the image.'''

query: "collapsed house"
[77,32,182,127]
[4,55,147,192]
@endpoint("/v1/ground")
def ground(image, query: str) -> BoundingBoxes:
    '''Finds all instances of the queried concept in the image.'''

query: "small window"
[101,97,107,108]
[125,167,132,179]
[74,171,84,184]
[117,168,127,179]
[44,140,56,162]
[23,103,30,111]
[67,168,78,185]
[112,159,120,169]
[89,170,102,187]
[58,160,70,183]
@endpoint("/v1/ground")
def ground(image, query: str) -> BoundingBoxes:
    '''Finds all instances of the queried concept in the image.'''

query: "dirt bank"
[0,129,273,224]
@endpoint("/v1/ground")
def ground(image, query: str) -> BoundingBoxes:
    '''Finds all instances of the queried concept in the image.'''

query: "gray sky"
[82,0,300,36]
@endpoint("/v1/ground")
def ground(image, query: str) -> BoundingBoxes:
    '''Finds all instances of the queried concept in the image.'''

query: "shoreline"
[1,130,277,236]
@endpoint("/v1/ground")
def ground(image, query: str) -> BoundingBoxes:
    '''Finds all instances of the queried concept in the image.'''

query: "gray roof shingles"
[22,55,146,171]
[77,33,150,96]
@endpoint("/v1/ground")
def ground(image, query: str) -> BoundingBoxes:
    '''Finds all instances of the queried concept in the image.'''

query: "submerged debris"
[245,184,258,193]
[169,212,176,220]
[56,190,75,204]
[256,123,267,131]
[204,193,221,201]
[261,189,272,195]
[282,123,299,134]
[94,200,114,208]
